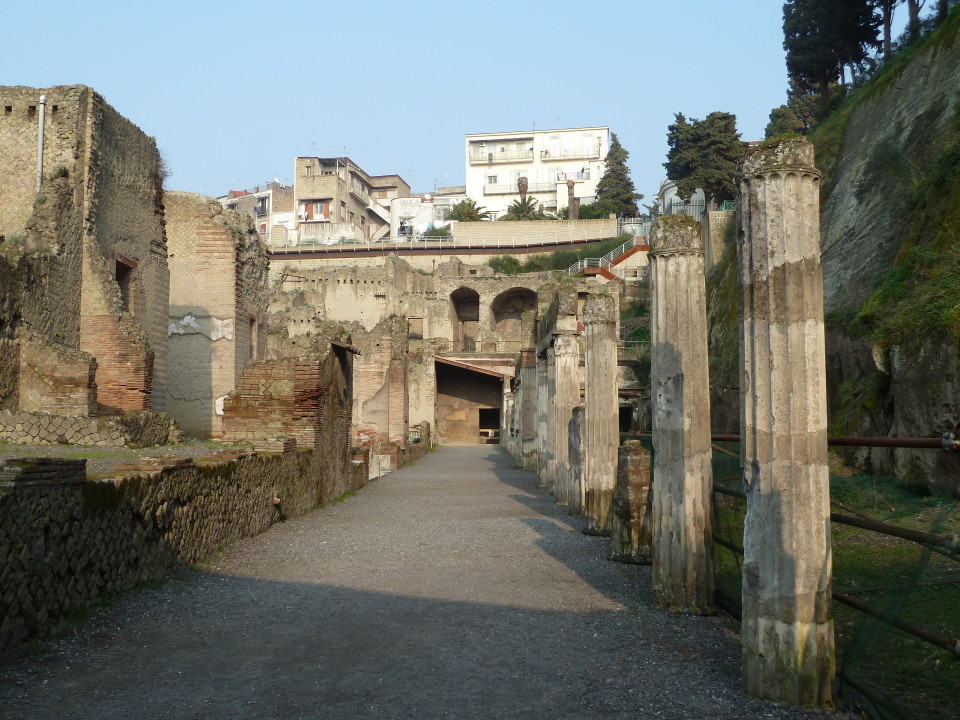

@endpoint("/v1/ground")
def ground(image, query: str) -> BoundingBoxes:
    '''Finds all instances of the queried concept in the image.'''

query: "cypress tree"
[595,133,641,218]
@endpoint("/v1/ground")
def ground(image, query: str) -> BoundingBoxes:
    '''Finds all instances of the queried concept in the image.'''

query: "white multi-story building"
[464,126,609,218]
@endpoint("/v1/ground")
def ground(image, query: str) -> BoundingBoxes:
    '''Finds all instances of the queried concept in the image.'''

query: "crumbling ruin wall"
[18,331,96,416]
[79,89,168,415]
[0,444,364,656]
[222,343,354,504]
[164,192,268,438]
[350,317,409,448]
[0,85,169,418]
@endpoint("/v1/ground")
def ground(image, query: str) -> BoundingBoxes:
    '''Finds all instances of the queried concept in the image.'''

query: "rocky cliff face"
[814,14,960,495]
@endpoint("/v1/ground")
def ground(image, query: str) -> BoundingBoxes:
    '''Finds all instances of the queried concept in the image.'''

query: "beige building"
[465,126,610,218]
[291,157,410,245]
[219,182,296,248]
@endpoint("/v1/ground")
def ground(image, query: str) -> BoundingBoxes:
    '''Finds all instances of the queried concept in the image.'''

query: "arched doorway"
[450,287,480,352]
[491,288,537,352]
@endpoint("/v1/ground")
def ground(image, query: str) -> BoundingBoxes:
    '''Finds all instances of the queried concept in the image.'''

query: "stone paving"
[0,445,852,719]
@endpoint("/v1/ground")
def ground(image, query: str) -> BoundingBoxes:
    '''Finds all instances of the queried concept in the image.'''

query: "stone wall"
[164,192,269,438]
[451,217,618,246]
[0,85,169,419]
[350,317,409,448]
[0,409,179,448]
[18,332,97,417]
[79,88,168,415]
[0,445,365,656]
[222,343,353,504]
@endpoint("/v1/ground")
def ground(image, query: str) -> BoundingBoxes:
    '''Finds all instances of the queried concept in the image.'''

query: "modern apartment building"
[464,126,609,218]
[292,157,409,244]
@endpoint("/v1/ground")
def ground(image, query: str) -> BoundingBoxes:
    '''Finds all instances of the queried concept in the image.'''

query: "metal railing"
[567,237,639,275]
[539,149,600,161]
[270,230,620,254]
[468,149,534,163]
[483,183,555,195]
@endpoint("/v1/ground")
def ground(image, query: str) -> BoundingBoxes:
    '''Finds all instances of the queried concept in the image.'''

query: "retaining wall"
[0,447,367,656]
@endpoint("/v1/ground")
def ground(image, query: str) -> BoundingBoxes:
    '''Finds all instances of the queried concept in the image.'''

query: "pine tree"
[595,133,641,218]
[664,112,746,204]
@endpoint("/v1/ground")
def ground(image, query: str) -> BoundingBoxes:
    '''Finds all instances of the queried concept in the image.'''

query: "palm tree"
[500,196,550,221]
[448,198,491,222]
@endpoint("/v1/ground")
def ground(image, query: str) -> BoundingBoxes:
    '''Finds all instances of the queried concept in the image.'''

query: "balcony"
[483,183,555,195]
[349,185,372,205]
[540,148,600,162]
[468,149,535,164]
[554,169,591,182]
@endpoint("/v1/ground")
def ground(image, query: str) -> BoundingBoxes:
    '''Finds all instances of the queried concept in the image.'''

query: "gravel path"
[0,445,854,719]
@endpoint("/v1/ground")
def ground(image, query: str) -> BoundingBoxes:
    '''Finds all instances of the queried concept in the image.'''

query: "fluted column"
[536,353,549,487]
[582,293,618,535]
[649,216,715,614]
[553,334,580,505]
[737,137,834,706]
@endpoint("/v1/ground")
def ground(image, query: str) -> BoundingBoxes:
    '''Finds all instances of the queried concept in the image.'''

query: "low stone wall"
[0,409,180,448]
[0,445,363,656]
[452,217,618,247]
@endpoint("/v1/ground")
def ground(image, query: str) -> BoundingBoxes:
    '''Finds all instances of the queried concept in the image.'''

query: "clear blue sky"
[5,1,800,201]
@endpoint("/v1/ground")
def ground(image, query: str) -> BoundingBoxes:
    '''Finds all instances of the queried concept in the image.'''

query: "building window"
[340,201,346,221]
[487,175,497,184]
[305,164,314,176]
[115,259,137,316]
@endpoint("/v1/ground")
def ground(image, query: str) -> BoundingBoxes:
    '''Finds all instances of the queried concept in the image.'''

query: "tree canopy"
[447,198,491,222]
[499,196,552,221]
[783,0,881,93]
[595,133,641,217]
[664,112,746,203]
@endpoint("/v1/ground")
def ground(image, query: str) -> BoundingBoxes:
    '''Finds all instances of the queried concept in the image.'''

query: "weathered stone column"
[568,405,585,515]
[536,353,549,487]
[545,343,558,491]
[609,439,652,563]
[649,216,715,614]
[737,138,834,706]
[582,293,618,535]
[553,334,580,505]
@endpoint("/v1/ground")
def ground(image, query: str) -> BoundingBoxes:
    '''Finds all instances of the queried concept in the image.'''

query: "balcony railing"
[468,149,534,164]
[554,169,591,182]
[349,186,372,205]
[483,183,555,195]
[540,149,600,161]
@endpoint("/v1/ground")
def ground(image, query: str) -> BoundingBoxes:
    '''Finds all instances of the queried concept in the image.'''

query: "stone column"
[737,138,834,706]
[536,353,549,487]
[568,405,585,515]
[648,216,715,614]
[545,343,558,491]
[609,439,652,563]
[582,293,618,535]
[553,334,580,505]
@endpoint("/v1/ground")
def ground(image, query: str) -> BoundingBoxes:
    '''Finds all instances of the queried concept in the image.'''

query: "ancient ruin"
[648,215,714,614]
[737,138,834,706]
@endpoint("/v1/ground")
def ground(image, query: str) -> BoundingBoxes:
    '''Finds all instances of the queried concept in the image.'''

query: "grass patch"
[711,448,960,720]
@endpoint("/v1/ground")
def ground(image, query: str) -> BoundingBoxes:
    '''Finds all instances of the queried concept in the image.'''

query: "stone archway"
[491,287,538,352]
[449,287,480,352]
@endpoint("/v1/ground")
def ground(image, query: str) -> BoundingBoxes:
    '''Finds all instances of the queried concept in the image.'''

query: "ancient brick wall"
[18,332,96,416]
[79,89,168,414]
[351,317,409,448]
[164,192,268,438]
[0,445,362,655]
[222,343,353,504]
[0,85,168,418]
